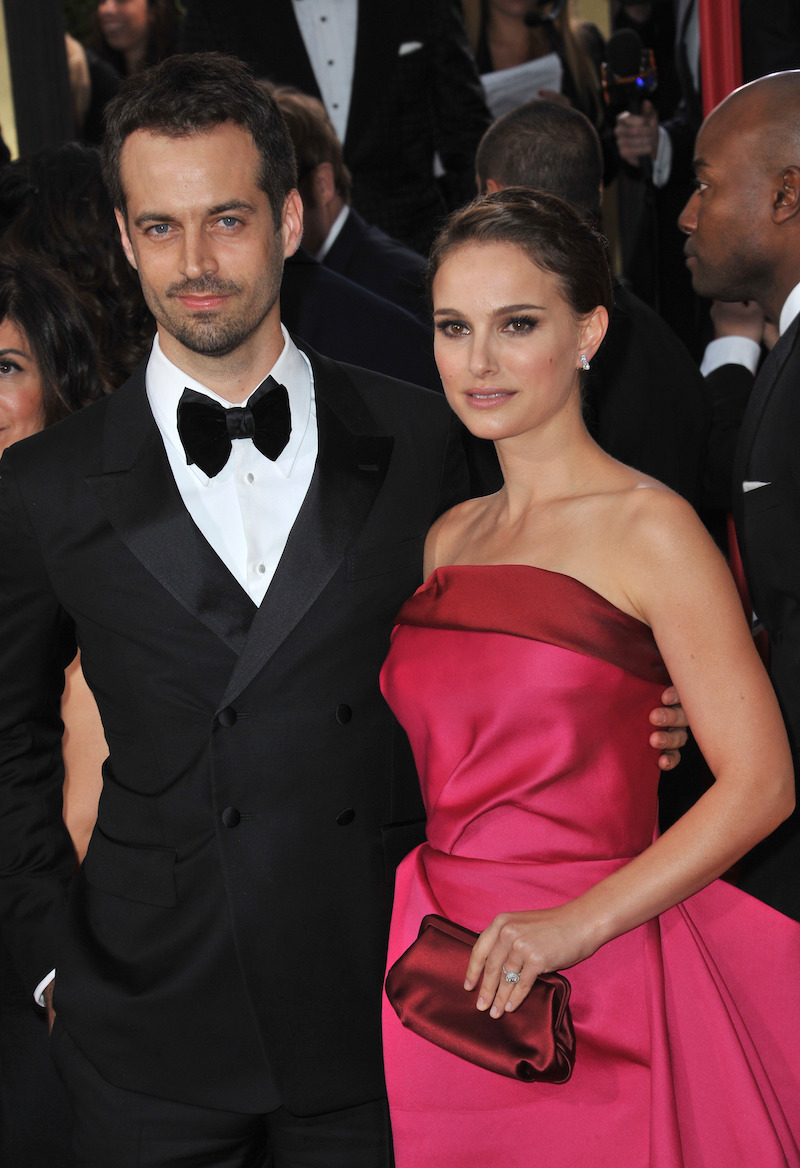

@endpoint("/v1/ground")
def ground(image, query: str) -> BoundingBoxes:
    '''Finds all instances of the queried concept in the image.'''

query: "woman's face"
[97,0,150,54]
[432,241,603,445]
[0,319,45,454]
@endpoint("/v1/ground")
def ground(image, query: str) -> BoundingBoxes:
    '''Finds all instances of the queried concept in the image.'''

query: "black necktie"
[177,378,292,477]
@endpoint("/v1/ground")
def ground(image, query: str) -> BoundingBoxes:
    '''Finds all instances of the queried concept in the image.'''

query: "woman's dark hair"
[0,142,154,390]
[428,188,613,319]
[0,257,106,429]
[102,52,298,232]
[86,0,180,76]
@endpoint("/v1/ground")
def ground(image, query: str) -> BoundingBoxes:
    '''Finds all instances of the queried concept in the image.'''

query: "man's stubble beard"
[143,255,284,360]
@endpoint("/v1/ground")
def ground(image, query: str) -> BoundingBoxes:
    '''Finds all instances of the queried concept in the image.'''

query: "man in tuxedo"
[179,0,491,253]
[0,52,467,1166]
[678,70,800,920]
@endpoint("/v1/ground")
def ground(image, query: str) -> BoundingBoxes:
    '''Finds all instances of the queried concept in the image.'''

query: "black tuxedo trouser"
[50,1022,392,1168]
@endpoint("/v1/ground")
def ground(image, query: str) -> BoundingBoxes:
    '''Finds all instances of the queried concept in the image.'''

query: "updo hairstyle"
[428,187,613,320]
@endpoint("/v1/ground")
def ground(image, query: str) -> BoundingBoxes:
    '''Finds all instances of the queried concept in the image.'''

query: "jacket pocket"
[83,826,177,907]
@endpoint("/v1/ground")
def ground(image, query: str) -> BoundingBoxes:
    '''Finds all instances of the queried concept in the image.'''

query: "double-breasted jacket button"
[217,707,237,728]
[221,807,241,828]
[336,808,356,826]
[335,704,352,724]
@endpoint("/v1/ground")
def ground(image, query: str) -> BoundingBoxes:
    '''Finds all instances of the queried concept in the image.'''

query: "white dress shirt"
[34,327,317,1006]
[146,328,317,604]
[292,0,358,144]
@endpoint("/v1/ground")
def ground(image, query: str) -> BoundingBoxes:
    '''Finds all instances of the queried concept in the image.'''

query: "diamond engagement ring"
[502,964,521,984]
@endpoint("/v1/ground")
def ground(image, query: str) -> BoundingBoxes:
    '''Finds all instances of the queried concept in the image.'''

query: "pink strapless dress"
[380,565,800,1167]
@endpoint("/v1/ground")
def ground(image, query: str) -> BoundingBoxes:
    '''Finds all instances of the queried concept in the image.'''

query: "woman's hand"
[464,905,598,1018]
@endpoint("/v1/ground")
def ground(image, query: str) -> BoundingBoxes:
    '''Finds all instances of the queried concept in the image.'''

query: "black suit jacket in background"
[0,341,468,1115]
[732,315,800,920]
[281,247,438,390]
[180,0,491,253]
[323,208,428,324]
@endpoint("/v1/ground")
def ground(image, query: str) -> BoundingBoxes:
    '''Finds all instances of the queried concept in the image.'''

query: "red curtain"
[698,0,743,115]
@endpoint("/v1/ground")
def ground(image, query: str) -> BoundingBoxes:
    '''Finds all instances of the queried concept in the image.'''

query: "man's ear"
[115,208,138,271]
[773,167,800,224]
[309,162,337,208]
[484,177,502,194]
[281,189,304,259]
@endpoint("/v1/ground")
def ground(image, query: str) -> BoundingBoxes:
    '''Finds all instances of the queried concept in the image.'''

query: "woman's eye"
[506,316,535,333]
[436,320,468,337]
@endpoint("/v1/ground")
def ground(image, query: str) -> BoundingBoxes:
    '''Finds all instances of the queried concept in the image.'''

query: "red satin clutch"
[385,914,575,1083]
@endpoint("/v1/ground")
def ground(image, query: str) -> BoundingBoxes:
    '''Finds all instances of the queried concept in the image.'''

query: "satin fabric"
[381,565,800,1167]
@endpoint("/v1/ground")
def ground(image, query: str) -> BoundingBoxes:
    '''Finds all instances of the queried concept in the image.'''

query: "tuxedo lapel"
[85,372,256,655]
[344,3,403,154]
[734,316,800,494]
[266,1,322,97]
[220,345,393,705]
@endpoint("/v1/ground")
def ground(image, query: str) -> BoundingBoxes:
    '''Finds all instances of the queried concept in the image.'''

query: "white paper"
[481,52,564,119]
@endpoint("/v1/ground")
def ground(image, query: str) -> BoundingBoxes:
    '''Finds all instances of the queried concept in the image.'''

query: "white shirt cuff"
[34,969,56,1008]
[700,336,761,377]
[652,126,672,188]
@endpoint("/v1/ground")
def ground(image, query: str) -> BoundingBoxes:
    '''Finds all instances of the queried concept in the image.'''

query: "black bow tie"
[177,378,291,477]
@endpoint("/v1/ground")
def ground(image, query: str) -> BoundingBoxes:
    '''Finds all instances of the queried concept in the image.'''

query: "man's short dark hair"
[475,100,603,221]
[101,52,297,231]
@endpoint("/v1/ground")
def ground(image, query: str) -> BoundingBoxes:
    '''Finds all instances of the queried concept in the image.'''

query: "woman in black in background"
[0,256,107,1168]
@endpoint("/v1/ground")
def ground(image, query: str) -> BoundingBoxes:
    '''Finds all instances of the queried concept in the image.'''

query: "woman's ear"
[578,304,609,362]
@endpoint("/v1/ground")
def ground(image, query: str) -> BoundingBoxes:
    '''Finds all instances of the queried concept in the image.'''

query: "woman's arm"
[466,490,794,1016]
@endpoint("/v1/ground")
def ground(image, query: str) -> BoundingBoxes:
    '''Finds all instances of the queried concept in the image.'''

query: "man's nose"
[678,190,698,236]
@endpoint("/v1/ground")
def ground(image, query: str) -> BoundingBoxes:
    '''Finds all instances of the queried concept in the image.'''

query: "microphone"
[603,28,658,179]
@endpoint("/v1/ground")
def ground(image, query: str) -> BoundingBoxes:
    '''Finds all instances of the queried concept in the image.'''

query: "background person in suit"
[273,87,428,324]
[179,0,491,253]
[678,69,800,920]
[0,52,468,1167]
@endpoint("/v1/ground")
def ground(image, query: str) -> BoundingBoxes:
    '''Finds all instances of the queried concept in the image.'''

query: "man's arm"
[0,452,77,998]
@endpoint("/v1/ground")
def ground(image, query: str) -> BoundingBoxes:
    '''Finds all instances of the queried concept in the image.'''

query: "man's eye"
[218,216,240,228]
[148,223,171,236]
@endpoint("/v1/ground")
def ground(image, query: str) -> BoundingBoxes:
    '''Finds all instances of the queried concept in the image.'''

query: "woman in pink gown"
[380,190,800,1166]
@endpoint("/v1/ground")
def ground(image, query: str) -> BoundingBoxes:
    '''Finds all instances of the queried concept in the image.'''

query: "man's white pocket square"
[743,480,771,492]
[399,41,423,56]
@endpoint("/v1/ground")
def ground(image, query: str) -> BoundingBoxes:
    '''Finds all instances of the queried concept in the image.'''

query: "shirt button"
[336,704,352,725]
[336,808,356,826]
[257,563,266,575]
[246,472,254,484]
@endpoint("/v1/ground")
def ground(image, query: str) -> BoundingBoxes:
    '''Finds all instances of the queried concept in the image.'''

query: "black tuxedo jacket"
[733,315,800,920]
[0,341,467,1114]
[180,0,490,253]
[323,209,427,324]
